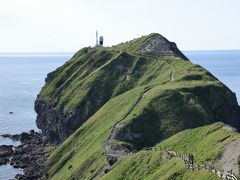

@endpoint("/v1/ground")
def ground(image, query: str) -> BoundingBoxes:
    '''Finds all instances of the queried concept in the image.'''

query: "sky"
[0,0,240,52]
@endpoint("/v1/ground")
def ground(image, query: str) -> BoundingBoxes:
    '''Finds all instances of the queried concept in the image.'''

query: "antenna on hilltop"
[96,31,99,46]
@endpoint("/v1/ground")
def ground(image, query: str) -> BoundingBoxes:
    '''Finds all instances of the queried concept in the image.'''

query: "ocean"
[0,51,239,179]
[0,54,71,180]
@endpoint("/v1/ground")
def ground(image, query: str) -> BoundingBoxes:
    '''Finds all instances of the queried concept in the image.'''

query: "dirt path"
[105,89,149,157]
[219,139,240,175]
[167,63,174,81]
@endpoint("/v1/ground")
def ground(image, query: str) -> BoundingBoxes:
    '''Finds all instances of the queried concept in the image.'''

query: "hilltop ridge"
[110,33,188,60]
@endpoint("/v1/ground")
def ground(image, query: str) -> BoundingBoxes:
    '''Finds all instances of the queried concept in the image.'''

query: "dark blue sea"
[0,51,239,179]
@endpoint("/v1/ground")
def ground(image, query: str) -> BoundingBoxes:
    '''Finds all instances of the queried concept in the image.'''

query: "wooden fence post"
[220,170,223,178]
[208,162,211,171]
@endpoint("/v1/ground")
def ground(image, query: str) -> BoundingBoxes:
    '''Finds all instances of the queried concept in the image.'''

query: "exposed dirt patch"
[219,139,240,175]
[223,125,238,132]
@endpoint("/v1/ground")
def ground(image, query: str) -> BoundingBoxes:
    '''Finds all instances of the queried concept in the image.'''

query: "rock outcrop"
[35,99,72,144]
[138,33,189,60]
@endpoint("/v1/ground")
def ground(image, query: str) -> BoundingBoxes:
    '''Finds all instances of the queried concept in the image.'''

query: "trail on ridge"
[104,59,175,158]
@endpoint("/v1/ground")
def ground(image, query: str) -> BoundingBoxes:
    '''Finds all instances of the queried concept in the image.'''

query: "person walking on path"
[188,153,194,166]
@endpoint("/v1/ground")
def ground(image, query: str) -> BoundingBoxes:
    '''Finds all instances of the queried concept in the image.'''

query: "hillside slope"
[34,33,240,179]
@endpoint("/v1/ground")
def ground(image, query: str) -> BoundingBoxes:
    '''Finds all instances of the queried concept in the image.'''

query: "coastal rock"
[1,131,50,179]
[20,132,31,142]
[0,145,13,165]
[0,157,8,165]
[2,134,20,141]
[0,145,13,157]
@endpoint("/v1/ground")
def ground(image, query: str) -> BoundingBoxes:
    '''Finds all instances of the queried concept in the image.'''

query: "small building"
[99,36,104,46]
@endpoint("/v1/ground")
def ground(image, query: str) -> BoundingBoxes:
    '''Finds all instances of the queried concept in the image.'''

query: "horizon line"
[0,49,240,56]
[0,49,240,53]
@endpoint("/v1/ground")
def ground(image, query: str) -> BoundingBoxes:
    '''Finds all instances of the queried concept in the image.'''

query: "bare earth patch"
[219,138,240,175]
[223,125,238,132]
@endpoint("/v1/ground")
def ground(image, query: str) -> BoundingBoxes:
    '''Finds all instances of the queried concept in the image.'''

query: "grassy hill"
[35,33,240,179]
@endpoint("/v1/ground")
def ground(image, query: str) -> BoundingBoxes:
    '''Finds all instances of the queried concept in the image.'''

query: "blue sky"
[0,0,239,52]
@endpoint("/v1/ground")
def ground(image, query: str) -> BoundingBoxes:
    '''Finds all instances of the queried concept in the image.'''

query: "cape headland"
[14,33,240,179]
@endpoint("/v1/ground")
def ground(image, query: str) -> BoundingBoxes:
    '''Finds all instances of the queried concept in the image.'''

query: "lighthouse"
[99,36,104,46]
